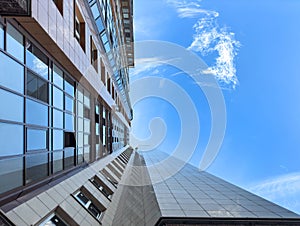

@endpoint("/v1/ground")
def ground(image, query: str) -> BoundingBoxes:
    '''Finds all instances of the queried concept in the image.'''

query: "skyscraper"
[0,0,300,226]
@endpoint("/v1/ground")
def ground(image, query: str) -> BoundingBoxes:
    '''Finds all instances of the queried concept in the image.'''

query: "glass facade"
[0,20,129,196]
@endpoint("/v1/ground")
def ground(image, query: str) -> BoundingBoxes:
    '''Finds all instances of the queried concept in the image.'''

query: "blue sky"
[130,0,300,214]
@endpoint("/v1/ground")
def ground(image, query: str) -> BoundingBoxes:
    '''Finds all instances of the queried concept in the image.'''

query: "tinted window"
[53,129,63,150]
[0,24,3,49]
[0,123,23,156]
[78,102,83,117]
[0,157,23,194]
[26,99,48,127]
[0,52,24,93]
[77,148,84,164]
[26,41,48,79]
[53,151,63,173]
[77,132,83,148]
[0,88,23,122]
[64,77,74,97]
[53,109,63,129]
[96,17,105,33]
[25,152,48,184]
[27,129,47,151]
[27,70,48,103]
[64,147,74,169]
[6,23,24,62]
[65,95,74,112]
[53,86,63,109]
[65,113,74,131]
[53,64,63,89]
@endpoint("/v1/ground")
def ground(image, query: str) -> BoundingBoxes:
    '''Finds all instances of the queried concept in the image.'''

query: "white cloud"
[167,0,241,89]
[250,172,300,214]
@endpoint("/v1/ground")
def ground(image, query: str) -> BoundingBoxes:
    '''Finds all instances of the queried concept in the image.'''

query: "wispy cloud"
[250,172,300,214]
[167,0,241,89]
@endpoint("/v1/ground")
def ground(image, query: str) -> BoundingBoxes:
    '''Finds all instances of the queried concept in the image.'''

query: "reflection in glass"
[84,119,90,133]
[78,102,83,117]
[0,123,23,156]
[77,148,84,164]
[53,86,63,109]
[64,147,74,169]
[78,118,84,132]
[77,132,83,148]
[0,88,23,122]
[65,76,74,97]
[84,134,89,145]
[52,64,63,89]
[53,151,63,173]
[53,129,63,150]
[7,23,24,62]
[0,52,24,93]
[65,95,74,112]
[84,92,90,108]
[0,24,3,49]
[26,152,48,184]
[27,129,47,151]
[65,113,74,131]
[53,109,63,129]
[77,87,83,102]
[26,70,48,103]
[26,41,48,79]
[84,146,90,162]
[0,157,23,194]
[26,98,48,127]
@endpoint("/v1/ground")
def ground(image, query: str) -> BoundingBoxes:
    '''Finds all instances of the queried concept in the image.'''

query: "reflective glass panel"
[91,3,100,19]
[65,113,74,131]
[27,129,47,151]
[64,77,74,97]
[78,102,83,117]
[26,99,48,127]
[26,41,48,79]
[84,119,90,133]
[0,24,3,49]
[0,88,23,122]
[7,23,24,62]
[77,117,84,132]
[96,17,105,33]
[38,79,48,103]
[53,129,63,150]
[65,95,74,112]
[84,134,89,145]
[0,52,24,93]
[64,147,74,169]
[0,123,23,156]
[27,71,48,103]
[84,146,90,162]
[52,64,63,89]
[25,152,48,184]
[53,109,63,129]
[0,157,23,194]
[84,93,90,108]
[53,151,63,173]
[77,132,83,147]
[53,86,63,109]
[77,148,84,164]
[77,87,83,102]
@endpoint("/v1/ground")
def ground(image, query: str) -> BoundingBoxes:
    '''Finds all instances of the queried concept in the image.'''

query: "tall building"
[0,1,300,226]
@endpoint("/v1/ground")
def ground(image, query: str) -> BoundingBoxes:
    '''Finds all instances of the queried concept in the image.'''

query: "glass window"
[25,152,48,184]
[53,86,63,109]
[84,134,89,145]
[0,52,24,93]
[26,98,48,127]
[52,64,63,89]
[76,191,89,205]
[0,24,3,49]
[0,123,23,156]
[53,151,63,173]
[84,119,90,133]
[77,148,83,164]
[78,102,83,117]
[64,147,74,169]
[0,157,23,194]
[27,70,48,103]
[64,77,74,97]
[39,213,67,226]
[65,113,74,131]
[0,88,23,122]
[53,109,63,129]
[77,132,83,148]
[84,146,90,162]
[53,129,63,150]
[7,23,24,62]
[27,129,47,151]
[77,87,83,102]
[26,41,48,79]
[91,2,100,19]
[65,95,74,112]
[78,118,84,132]
[96,17,105,33]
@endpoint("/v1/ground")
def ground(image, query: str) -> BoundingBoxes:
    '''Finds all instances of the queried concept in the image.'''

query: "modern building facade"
[1,0,300,226]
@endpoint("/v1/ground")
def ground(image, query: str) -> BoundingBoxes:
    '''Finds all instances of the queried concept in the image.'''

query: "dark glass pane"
[77,148,84,164]
[53,86,63,109]
[52,151,63,173]
[6,23,24,62]
[53,109,63,129]
[0,123,23,156]
[88,203,101,218]
[64,76,74,97]
[0,157,23,194]
[76,192,89,204]
[64,132,76,148]
[53,129,63,150]
[47,214,67,226]
[26,41,48,79]
[0,52,24,93]
[27,71,37,98]
[52,64,63,89]
[0,24,3,49]
[38,79,48,103]
[65,95,74,113]
[84,146,90,162]
[64,113,74,131]
[25,152,48,184]
[64,147,74,169]
[27,129,47,151]
[0,88,23,122]
[26,99,48,127]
